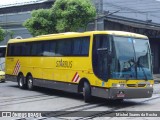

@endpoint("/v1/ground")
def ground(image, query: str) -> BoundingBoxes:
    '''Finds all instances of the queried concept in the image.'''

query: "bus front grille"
[127,84,146,87]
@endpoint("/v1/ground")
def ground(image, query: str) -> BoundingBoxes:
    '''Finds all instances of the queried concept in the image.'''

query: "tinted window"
[0,47,6,57]
[43,41,50,56]
[37,42,43,56]
[10,44,14,56]
[55,37,90,56]
[21,43,27,56]
[81,37,90,55]
[49,41,56,56]
[63,40,72,55]
[31,43,37,56]
[7,36,90,57]
[56,40,72,56]
[25,43,31,56]
[72,39,81,55]
[72,37,90,56]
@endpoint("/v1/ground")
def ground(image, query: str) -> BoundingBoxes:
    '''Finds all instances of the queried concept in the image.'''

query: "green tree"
[52,0,96,32]
[23,0,96,36]
[0,27,5,41]
[23,9,56,36]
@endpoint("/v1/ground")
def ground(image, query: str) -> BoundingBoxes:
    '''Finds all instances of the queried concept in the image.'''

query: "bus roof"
[8,31,148,43]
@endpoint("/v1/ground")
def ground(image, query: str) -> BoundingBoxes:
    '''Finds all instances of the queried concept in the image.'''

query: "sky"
[0,0,38,6]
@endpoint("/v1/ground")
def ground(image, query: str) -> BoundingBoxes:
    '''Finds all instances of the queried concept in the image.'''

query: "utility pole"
[94,0,103,30]
[94,13,98,30]
[94,10,120,30]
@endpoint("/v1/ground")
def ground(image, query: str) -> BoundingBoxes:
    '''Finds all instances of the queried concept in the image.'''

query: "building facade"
[0,0,54,45]
[1,0,160,73]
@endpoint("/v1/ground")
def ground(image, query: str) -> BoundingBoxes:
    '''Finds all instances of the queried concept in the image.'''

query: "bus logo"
[72,72,80,83]
[12,60,20,75]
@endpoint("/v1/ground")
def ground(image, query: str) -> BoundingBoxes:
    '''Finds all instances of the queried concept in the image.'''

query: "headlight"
[112,83,125,87]
[147,84,153,87]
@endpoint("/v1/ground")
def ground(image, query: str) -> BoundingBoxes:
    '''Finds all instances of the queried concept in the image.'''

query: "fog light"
[112,83,120,87]
[147,84,153,87]
[149,84,153,87]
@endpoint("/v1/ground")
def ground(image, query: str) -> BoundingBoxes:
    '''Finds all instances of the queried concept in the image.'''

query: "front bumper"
[109,87,153,99]
[91,87,153,99]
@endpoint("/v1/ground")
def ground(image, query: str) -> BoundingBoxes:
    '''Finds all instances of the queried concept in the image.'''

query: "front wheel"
[83,82,91,102]
[113,99,124,103]
[27,76,34,90]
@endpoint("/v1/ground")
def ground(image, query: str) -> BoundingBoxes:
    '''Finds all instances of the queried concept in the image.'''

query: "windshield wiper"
[137,63,148,81]
[128,58,148,80]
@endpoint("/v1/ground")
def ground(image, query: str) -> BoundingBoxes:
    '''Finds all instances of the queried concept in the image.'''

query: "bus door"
[92,35,111,84]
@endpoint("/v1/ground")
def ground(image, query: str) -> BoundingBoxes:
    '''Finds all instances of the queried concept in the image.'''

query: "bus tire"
[83,82,91,102]
[18,74,26,89]
[27,76,34,90]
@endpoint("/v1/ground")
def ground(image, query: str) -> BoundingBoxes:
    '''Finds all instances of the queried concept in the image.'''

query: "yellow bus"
[5,31,154,102]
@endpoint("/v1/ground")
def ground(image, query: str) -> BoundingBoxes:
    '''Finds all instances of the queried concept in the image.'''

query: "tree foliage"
[23,0,96,36]
[0,27,5,41]
[52,0,96,32]
[23,9,56,36]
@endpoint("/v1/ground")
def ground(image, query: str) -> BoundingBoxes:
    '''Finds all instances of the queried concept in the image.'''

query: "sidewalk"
[153,74,160,84]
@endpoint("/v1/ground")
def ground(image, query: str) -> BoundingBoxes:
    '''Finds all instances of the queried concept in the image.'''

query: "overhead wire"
[102,1,160,18]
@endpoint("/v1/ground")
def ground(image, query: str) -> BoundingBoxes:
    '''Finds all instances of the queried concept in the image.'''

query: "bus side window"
[56,39,72,56]
[31,43,37,56]
[0,47,6,57]
[81,37,90,55]
[14,43,21,56]
[43,41,50,56]
[50,41,56,56]
[63,40,72,56]
[21,43,26,56]
[72,37,90,56]
[26,43,31,56]
[7,44,11,56]
[72,38,81,55]
[37,42,43,56]
[10,45,14,56]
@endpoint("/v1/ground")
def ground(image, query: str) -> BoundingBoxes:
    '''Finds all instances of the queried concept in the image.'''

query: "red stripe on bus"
[12,60,20,75]
[72,72,78,82]
[12,60,18,75]
[15,61,20,75]
[74,75,80,82]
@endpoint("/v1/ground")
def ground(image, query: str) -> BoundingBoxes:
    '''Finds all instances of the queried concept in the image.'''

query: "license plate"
[117,93,125,98]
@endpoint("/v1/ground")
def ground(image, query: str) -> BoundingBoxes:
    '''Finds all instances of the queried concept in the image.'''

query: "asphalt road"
[0,81,160,120]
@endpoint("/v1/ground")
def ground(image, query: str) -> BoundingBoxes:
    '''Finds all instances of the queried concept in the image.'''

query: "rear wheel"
[83,82,91,102]
[18,74,26,89]
[27,76,34,90]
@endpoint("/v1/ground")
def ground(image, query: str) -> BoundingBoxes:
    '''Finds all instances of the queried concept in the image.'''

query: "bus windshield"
[111,36,153,80]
